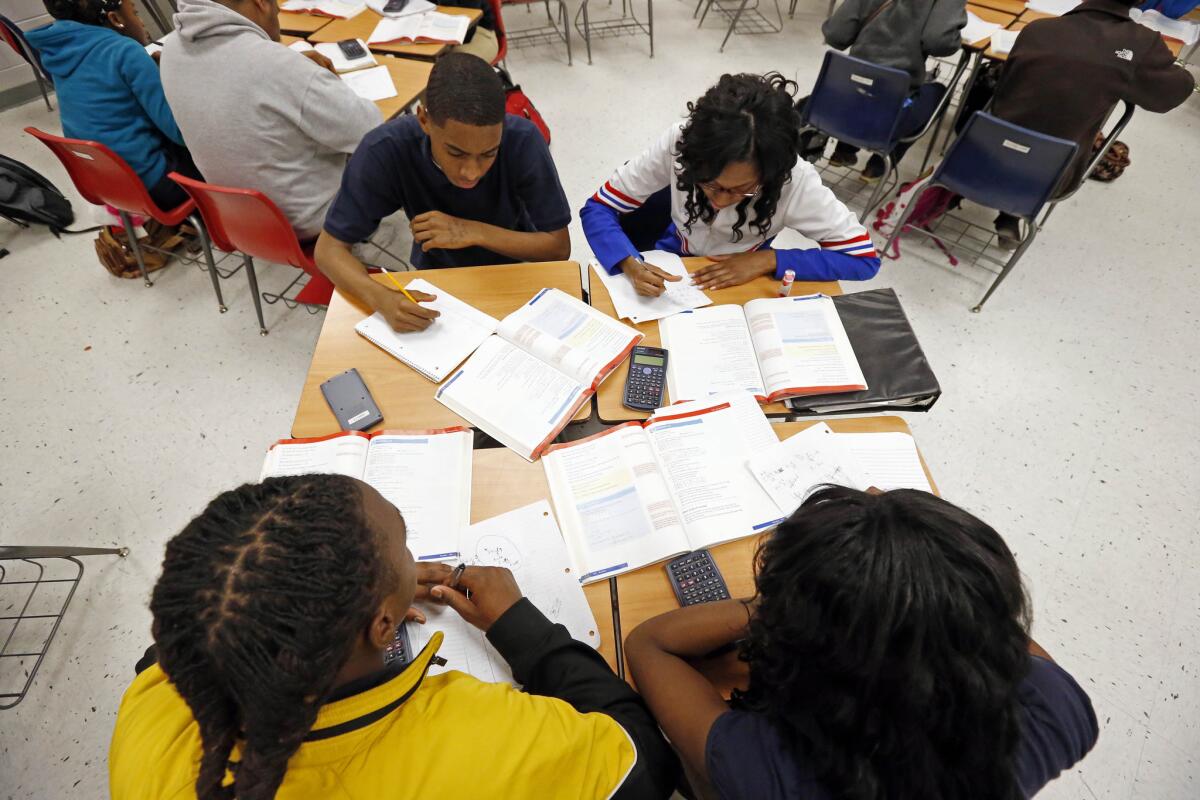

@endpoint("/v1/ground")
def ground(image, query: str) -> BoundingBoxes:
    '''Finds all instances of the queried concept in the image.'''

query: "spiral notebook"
[354,278,500,382]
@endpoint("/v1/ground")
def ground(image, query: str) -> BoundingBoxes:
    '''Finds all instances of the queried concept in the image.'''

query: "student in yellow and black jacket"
[109,474,679,800]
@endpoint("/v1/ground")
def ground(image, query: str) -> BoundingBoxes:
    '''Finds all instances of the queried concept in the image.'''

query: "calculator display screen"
[633,354,665,367]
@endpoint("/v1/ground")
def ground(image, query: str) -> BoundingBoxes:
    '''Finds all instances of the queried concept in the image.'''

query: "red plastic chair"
[168,173,337,336]
[489,0,508,65]
[23,127,225,310]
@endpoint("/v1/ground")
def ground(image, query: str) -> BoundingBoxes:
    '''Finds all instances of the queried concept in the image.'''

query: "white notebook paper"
[341,64,398,101]
[961,10,1002,45]
[409,501,601,685]
[259,427,472,561]
[355,278,500,382]
[366,0,436,17]
[590,250,711,325]
[281,0,365,19]
[369,11,470,44]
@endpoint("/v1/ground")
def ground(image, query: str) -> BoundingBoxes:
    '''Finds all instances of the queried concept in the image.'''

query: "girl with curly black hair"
[581,72,880,297]
[627,486,1098,799]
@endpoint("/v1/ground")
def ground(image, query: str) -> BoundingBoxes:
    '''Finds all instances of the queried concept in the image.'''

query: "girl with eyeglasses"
[581,72,881,297]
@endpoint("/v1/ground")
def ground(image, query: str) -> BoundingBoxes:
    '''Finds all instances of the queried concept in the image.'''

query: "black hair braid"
[733,487,1031,800]
[675,72,802,243]
[150,476,391,800]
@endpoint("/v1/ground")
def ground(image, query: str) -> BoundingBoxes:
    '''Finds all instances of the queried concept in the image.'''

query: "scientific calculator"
[382,623,413,667]
[666,550,730,606]
[623,345,668,411]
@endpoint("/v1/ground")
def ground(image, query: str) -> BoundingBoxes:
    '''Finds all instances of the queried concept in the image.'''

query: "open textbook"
[281,0,365,19]
[408,501,601,685]
[659,294,866,405]
[746,422,934,516]
[355,279,500,382]
[369,11,470,44]
[436,289,641,461]
[543,392,784,583]
[259,427,471,562]
[590,250,711,325]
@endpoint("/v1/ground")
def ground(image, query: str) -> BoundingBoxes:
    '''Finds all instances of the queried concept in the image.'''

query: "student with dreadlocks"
[27,0,202,210]
[625,487,1099,799]
[580,72,880,297]
[110,475,678,800]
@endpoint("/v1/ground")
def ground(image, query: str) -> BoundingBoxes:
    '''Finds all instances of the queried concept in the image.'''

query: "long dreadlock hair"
[150,475,393,800]
[733,487,1032,800]
[675,72,803,243]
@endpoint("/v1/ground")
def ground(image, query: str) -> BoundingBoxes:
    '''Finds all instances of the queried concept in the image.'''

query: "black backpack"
[0,153,75,236]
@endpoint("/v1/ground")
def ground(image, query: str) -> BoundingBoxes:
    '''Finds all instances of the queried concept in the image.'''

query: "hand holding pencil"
[373,267,440,333]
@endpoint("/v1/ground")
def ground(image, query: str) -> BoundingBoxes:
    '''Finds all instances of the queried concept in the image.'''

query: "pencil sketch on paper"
[474,534,523,572]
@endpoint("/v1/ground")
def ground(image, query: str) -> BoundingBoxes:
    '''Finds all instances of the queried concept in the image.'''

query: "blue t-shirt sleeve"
[323,133,403,244]
[510,122,571,231]
[1014,656,1100,796]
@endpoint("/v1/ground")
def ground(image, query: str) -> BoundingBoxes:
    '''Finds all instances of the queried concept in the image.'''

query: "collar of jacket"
[1067,0,1136,20]
[302,630,445,742]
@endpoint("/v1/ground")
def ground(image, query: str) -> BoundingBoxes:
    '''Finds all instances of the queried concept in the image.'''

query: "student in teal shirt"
[27,0,202,208]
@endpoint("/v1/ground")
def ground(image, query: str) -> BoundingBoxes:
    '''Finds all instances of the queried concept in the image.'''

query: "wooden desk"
[614,416,940,691]
[1018,8,1056,23]
[292,261,590,437]
[278,2,335,35]
[309,6,484,60]
[471,447,618,671]
[968,0,1024,13]
[373,55,434,119]
[590,257,841,423]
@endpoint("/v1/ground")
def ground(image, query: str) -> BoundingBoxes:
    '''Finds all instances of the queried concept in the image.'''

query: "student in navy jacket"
[581,73,880,298]
[27,0,202,209]
[627,486,1099,800]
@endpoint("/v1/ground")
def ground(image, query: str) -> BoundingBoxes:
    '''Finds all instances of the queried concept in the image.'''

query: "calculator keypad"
[383,624,410,666]
[625,365,665,409]
[667,551,730,606]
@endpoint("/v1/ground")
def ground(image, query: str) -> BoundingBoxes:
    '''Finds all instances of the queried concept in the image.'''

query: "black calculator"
[383,623,413,667]
[666,550,730,606]
[623,345,668,411]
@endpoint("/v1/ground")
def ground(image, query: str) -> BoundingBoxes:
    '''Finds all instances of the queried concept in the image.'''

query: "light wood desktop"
[291,261,589,438]
[590,257,841,423]
[275,39,432,117]
[967,0,1025,13]
[471,447,618,671]
[309,6,484,60]
[277,2,335,35]
[613,416,940,694]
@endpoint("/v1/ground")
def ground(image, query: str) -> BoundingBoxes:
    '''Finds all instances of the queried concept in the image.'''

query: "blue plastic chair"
[800,50,967,221]
[881,112,1078,312]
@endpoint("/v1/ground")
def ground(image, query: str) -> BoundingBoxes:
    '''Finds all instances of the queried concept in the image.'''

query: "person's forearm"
[580,197,641,273]
[626,599,752,660]
[775,248,881,281]
[315,232,386,310]
[471,223,570,262]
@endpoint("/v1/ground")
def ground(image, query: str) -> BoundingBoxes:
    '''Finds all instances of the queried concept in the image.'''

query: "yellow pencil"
[379,266,418,305]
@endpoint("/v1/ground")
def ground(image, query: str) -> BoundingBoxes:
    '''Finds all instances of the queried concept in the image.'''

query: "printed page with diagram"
[360,430,472,562]
[744,294,867,401]
[644,392,785,550]
[659,305,767,403]
[435,336,590,462]
[498,288,642,388]
[410,501,601,684]
[543,423,692,583]
[259,431,370,480]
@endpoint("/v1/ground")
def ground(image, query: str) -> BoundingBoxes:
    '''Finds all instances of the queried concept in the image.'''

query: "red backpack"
[495,67,551,144]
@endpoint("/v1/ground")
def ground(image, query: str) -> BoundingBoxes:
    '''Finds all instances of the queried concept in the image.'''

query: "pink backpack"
[872,175,959,266]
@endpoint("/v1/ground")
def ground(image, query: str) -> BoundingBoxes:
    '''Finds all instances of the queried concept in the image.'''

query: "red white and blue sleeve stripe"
[773,234,881,281]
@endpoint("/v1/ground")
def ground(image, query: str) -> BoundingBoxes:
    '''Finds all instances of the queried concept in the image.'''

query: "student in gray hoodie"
[817,0,966,182]
[161,0,382,241]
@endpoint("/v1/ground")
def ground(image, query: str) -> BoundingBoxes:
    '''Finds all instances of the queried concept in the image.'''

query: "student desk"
[276,39,433,117]
[964,4,1018,50]
[968,0,1025,13]
[472,447,619,672]
[291,261,590,438]
[277,3,335,36]
[589,257,841,424]
[308,6,484,61]
[613,416,940,693]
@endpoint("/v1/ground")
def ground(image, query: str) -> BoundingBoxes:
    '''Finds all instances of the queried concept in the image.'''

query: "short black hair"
[44,0,120,24]
[424,52,506,127]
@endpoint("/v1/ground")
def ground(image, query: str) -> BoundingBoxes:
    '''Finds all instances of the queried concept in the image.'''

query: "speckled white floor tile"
[1,2,1197,796]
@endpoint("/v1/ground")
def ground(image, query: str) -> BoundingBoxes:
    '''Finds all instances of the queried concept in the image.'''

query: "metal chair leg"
[648,0,654,57]
[32,68,53,112]
[579,0,592,64]
[972,220,1039,313]
[826,0,836,18]
[694,0,706,18]
[719,0,752,52]
[698,0,714,26]
[941,51,981,156]
[118,210,153,287]
[562,0,573,66]
[861,152,892,222]
[1037,201,1059,232]
[188,213,226,313]
[242,254,268,336]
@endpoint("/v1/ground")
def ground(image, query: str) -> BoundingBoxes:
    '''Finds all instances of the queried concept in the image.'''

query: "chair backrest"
[933,112,1078,220]
[169,173,314,268]
[23,126,172,219]
[800,50,911,152]
[488,0,507,64]
[0,15,43,76]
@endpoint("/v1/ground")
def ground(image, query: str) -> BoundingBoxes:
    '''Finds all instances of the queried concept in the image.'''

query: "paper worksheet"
[746,423,864,516]
[988,28,1020,55]
[409,501,601,685]
[961,10,1002,44]
[590,251,711,324]
[1024,0,1080,15]
[835,432,933,493]
[281,0,365,18]
[342,65,397,102]
[1130,9,1199,46]
[366,0,435,17]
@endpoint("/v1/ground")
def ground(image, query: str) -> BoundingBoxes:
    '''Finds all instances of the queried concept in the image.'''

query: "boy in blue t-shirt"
[316,53,571,334]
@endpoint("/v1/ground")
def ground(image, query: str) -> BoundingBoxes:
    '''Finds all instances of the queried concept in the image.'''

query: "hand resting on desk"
[430,564,524,632]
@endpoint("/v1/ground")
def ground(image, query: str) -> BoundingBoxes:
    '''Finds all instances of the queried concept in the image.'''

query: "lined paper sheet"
[832,432,933,493]
[962,11,1002,44]
[591,251,711,324]
[342,65,398,101]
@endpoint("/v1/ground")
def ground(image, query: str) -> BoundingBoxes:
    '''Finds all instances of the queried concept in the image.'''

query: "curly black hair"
[150,475,393,800]
[734,486,1032,800]
[43,0,121,25]
[675,72,802,243]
